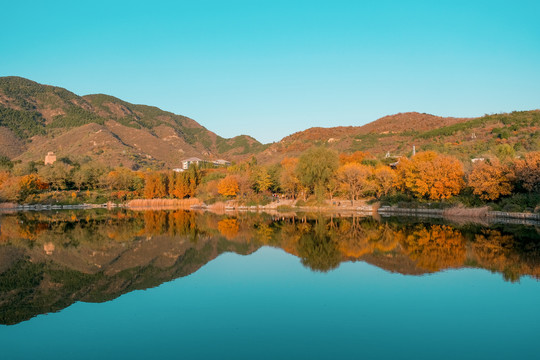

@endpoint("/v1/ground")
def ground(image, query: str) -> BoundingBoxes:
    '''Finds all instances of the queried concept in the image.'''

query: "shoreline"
[1,200,539,225]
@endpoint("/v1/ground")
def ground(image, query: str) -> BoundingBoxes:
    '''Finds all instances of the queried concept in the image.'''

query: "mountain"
[0,77,266,168]
[258,110,540,163]
[1,76,539,167]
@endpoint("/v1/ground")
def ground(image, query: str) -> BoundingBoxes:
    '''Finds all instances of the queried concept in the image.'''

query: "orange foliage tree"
[339,151,370,165]
[143,172,167,199]
[218,175,240,197]
[168,172,190,199]
[514,151,540,192]
[468,160,514,200]
[396,151,464,200]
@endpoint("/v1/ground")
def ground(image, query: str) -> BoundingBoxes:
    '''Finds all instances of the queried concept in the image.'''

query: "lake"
[0,210,539,359]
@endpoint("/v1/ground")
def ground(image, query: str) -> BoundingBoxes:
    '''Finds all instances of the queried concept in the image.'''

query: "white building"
[181,157,204,170]
[178,157,231,170]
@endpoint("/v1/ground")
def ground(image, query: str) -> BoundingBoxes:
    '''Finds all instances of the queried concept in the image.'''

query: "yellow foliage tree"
[218,175,240,197]
[252,167,272,193]
[371,166,396,198]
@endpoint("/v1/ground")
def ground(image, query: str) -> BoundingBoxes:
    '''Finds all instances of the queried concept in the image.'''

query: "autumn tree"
[0,172,19,202]
[396,151,464,200]
[143,172,167,198]
[251,166,272,193]
[339,151,370,165]
[18,174,48,201]
[468,160,515,200]
[336,163,370,204]
[326,177,340,201]
[185,165,202,197]
[168,171,190,198]
[280,157,300,199]
[514,151,540,192]
[218,175,240,197]
[236,175,252,199]
[371,166,396,198]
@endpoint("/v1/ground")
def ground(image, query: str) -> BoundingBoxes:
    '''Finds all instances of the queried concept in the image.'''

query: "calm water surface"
[0,210,539,359]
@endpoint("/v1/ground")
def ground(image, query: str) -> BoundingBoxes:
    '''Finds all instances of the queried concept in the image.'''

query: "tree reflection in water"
[0,209,539,324]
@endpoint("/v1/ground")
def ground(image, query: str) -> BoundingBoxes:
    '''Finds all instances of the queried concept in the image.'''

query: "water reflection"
[0,209,539,325]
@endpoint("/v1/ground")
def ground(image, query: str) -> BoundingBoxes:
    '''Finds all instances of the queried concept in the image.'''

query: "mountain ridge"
[1,76,539,167]
[0,76,267,168]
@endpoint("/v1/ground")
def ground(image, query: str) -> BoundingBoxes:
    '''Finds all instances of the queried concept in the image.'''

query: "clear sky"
[1,0,539,143]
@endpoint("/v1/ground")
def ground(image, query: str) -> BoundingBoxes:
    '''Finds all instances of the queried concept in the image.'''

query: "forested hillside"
[0,77,266,168]
[259,111,540,163]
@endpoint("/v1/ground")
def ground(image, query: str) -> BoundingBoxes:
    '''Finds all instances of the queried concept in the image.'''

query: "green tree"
[106,167,139,191]
[38,162,73,191]
[72,162,109,190]
[0,156,13,171]
[296,147,339,199]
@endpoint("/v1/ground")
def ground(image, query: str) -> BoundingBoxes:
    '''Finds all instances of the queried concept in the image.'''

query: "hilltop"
[259,111,540,163]
[1,76,539,167]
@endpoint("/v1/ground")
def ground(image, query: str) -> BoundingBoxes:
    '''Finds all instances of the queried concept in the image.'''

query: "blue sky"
[1,0,539,143]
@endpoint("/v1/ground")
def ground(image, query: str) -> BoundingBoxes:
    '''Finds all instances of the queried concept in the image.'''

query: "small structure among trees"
[44,152,56,165]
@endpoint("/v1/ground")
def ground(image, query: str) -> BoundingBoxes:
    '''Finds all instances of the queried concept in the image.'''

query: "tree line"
[0,148,539,208]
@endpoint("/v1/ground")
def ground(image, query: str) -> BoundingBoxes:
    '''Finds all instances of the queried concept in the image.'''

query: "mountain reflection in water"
[0,209,539,325]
